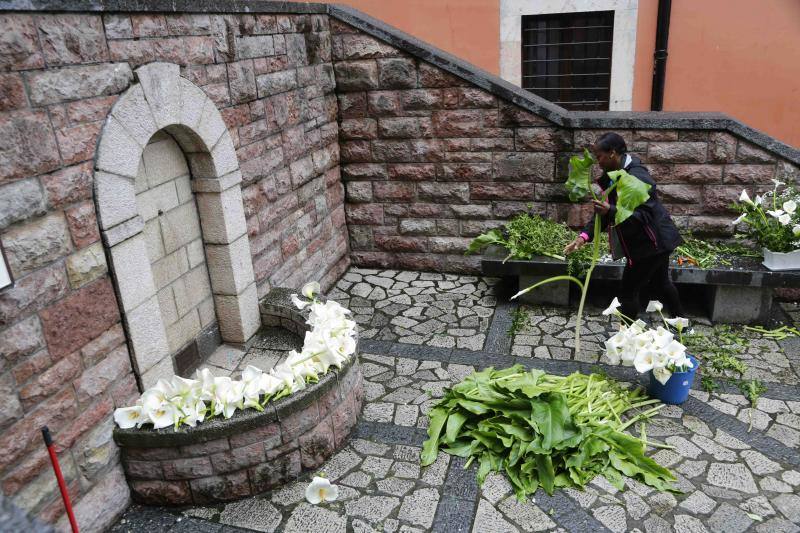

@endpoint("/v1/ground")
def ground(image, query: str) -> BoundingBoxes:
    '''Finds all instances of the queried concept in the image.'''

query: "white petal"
[290,293,310,310]
[301,281,321,300]
[324,484,339,502]
[645,300,663,313]
[653,366,672,385]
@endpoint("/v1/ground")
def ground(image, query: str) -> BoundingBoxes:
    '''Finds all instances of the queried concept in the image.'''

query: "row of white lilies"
[114,282,357,430]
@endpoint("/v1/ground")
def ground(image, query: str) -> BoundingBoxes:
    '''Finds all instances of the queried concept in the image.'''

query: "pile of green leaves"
[465,213,609,277]
[421,366,676,499]
[684,326,767,430]
[674,236,761,269]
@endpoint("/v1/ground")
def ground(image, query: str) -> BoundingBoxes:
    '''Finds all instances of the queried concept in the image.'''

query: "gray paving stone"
[592,505,627,533]
[759,476,794,493]
[643,515,672,533]
[361,456,393,477]
[398,488,439,529]
[218,498,282,532]
[741,450,782,475]
[283,503,346,533]
[472,498,518,533]
[420,452,449,486]
[772,493,800,523]
[498,497,556,532]
[673,514,710,533]
[341,471,372,488]
[755,518,800,533]
[740,495,775,518]
[707,463,758,494]
[344,496,400,522]
[781,470,800,486]
[679,491,716,514]
[707,503,753,533]
[480,473,513,505]
[376,478,415,497]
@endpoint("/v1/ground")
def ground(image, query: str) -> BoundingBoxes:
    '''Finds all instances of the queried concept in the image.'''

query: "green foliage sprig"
[684,326,768,431]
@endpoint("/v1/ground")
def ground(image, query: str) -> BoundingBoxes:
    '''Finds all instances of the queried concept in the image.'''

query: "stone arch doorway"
[94,62,260,389]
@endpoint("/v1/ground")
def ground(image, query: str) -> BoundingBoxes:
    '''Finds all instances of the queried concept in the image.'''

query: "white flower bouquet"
[114,282,357,430]
[602,298,694,385]
[732,181,800,254]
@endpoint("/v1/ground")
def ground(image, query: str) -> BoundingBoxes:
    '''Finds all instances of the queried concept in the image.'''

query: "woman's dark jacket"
[582,154,682,265]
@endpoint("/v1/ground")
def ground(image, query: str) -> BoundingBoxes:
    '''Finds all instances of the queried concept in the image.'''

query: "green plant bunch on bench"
[465,211,610,277]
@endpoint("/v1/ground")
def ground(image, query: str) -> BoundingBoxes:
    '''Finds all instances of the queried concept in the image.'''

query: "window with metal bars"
[521,11,614,111]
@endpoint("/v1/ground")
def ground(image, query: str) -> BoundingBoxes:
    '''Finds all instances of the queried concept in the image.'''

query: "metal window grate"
[521,11,615,111]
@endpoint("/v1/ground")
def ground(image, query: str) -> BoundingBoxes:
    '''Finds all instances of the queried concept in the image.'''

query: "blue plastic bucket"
[648,355,699,405]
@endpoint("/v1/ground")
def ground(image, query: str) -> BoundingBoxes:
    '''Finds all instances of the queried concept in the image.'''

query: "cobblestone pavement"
[114,268,800,533]
[195,327,303,379]
[328,269,498,350]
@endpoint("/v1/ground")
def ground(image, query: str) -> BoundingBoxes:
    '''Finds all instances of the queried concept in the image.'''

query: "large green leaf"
[607,169,651,225]
[566,148,595,202]
[465,229,505,255]
[421,407,448,466]
[529,393,580,450]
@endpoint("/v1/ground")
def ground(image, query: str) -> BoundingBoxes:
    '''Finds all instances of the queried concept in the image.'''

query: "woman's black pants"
[619,251,684,319]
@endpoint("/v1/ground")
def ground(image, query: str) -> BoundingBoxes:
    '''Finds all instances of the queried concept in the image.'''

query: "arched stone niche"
[94,62,260,389]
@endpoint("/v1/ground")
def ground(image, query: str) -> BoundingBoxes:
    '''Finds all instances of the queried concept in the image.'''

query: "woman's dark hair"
[595,132,627,155]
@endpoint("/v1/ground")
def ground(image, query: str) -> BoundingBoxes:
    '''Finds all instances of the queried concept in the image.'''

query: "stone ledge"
[482,245,800,288]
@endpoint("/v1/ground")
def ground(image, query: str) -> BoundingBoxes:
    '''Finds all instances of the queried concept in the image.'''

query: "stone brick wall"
[0,10,347,531]
[330,21,800,273]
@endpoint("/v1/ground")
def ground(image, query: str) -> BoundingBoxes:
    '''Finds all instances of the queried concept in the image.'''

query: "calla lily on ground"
[305,476,339,504]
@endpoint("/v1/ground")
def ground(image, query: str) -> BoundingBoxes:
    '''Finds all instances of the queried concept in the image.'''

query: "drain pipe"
[650,0,672,111]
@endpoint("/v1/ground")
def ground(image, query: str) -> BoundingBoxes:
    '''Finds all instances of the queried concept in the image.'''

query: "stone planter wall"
[113,288,363,505]
[114,355,363,505]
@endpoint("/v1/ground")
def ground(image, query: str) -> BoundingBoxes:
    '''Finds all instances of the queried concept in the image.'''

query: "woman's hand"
[564,236,586,255]
[592,199,611,215]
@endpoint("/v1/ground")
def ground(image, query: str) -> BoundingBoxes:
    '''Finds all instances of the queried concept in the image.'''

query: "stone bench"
[481,245,800,324]
[113,288,363,505]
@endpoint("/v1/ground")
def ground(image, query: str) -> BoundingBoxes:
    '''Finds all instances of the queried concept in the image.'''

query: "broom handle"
[42,427,79,533]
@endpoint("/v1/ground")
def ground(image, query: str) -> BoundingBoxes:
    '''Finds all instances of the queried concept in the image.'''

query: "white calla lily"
[634,348,658,374]
[665,317,690,330]
[739,189,753,204]
[652,366,673,385]
[645,300,663,313]
[147,401,178,429]
[302,281,321,300]
[306,476,339,504]
[779,213,792,226]
[602,297,621,316]
[731,213,746,225]
[783,200,797,214]
[767,209,784,219]
[114,406,145,429]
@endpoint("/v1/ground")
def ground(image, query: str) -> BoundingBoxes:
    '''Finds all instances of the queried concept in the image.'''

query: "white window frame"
[500,0,639,111]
